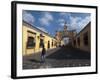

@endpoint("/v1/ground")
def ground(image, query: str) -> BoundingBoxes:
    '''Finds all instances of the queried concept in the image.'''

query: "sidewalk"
[23,47,60,60]
[23,47,60,69]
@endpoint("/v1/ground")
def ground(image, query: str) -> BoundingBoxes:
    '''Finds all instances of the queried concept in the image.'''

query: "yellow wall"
[22,24,56,56]
[73,23,91,52]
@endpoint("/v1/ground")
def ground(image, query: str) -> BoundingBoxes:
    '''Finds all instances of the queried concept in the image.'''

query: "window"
[27,37,35,48]
[52,40,53,47]
[48,41,50,48]
[77,37,80,46]
[52,41,53,47]
[73,40,76,46]
[40,39,44,48]
[83,32,88,46]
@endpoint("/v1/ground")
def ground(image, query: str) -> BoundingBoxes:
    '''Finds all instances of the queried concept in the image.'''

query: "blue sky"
[23,10,91,36]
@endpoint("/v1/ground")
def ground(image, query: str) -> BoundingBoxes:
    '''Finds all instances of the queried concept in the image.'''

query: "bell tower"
[63,21,68,36]
[64,21,67,31]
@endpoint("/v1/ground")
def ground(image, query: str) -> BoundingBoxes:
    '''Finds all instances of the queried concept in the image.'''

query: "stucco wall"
[22,24,56,55]
[73,22,91,52]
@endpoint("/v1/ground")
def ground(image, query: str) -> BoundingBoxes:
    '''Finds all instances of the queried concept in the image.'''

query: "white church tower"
[62,22,69,45]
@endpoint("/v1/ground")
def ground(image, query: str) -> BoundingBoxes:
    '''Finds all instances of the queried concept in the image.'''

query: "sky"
[22,10,91,36]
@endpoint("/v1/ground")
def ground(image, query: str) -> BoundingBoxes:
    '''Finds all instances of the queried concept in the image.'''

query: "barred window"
[77,37,80,46]
[52,40,53,47]
[27,37,35,48]
[73,40,76,46]
[83,32,88,46]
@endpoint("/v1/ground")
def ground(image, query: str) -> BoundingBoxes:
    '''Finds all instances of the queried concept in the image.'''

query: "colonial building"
[72,22,91,52]
[55,31,62,46]
[55,22,76,46]
[22,21,57,55]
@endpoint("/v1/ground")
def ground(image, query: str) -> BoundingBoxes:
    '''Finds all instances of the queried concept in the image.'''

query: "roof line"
[23,20,56,39]
[75,21,91,37]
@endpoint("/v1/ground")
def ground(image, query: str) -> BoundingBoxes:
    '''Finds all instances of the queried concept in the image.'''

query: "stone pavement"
[23,47,61,69]
[23,46,90,69]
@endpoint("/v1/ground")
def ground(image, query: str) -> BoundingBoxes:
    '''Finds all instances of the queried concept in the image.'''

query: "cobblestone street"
[23,46,90,69]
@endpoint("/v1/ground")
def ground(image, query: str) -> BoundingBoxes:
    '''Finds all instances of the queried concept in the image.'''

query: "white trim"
[16,3,96,77]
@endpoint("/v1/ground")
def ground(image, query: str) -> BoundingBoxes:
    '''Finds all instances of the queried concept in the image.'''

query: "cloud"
[60,12,71,17]
[58,12,71,27]
[58,19,65,23]
[69,16,90,32]
[59,12,71,20]
[58,12,91,32]
[22,11,35,24]
[60,12,67,16]
[58,19,65,26]
[39,12,53,26]
[69,16,82,28]
[78,16,90,31]
[58,18,70,28]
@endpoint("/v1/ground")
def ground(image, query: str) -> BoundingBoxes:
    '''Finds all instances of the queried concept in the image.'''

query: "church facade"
[55,22,76,46]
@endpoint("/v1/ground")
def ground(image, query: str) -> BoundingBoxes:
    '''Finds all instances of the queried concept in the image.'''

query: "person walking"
[41,45,46,63]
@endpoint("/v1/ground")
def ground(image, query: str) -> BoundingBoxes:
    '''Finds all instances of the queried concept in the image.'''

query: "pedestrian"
[41,45,46,63]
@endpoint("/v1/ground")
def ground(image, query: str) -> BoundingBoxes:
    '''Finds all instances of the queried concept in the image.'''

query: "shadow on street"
[23,46,91,69]
[46,46,90,60]
[29,59,41,63]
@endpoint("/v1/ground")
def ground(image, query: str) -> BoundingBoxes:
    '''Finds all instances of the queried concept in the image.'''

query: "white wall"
[0,0,99,80]
[62,37,69,45]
